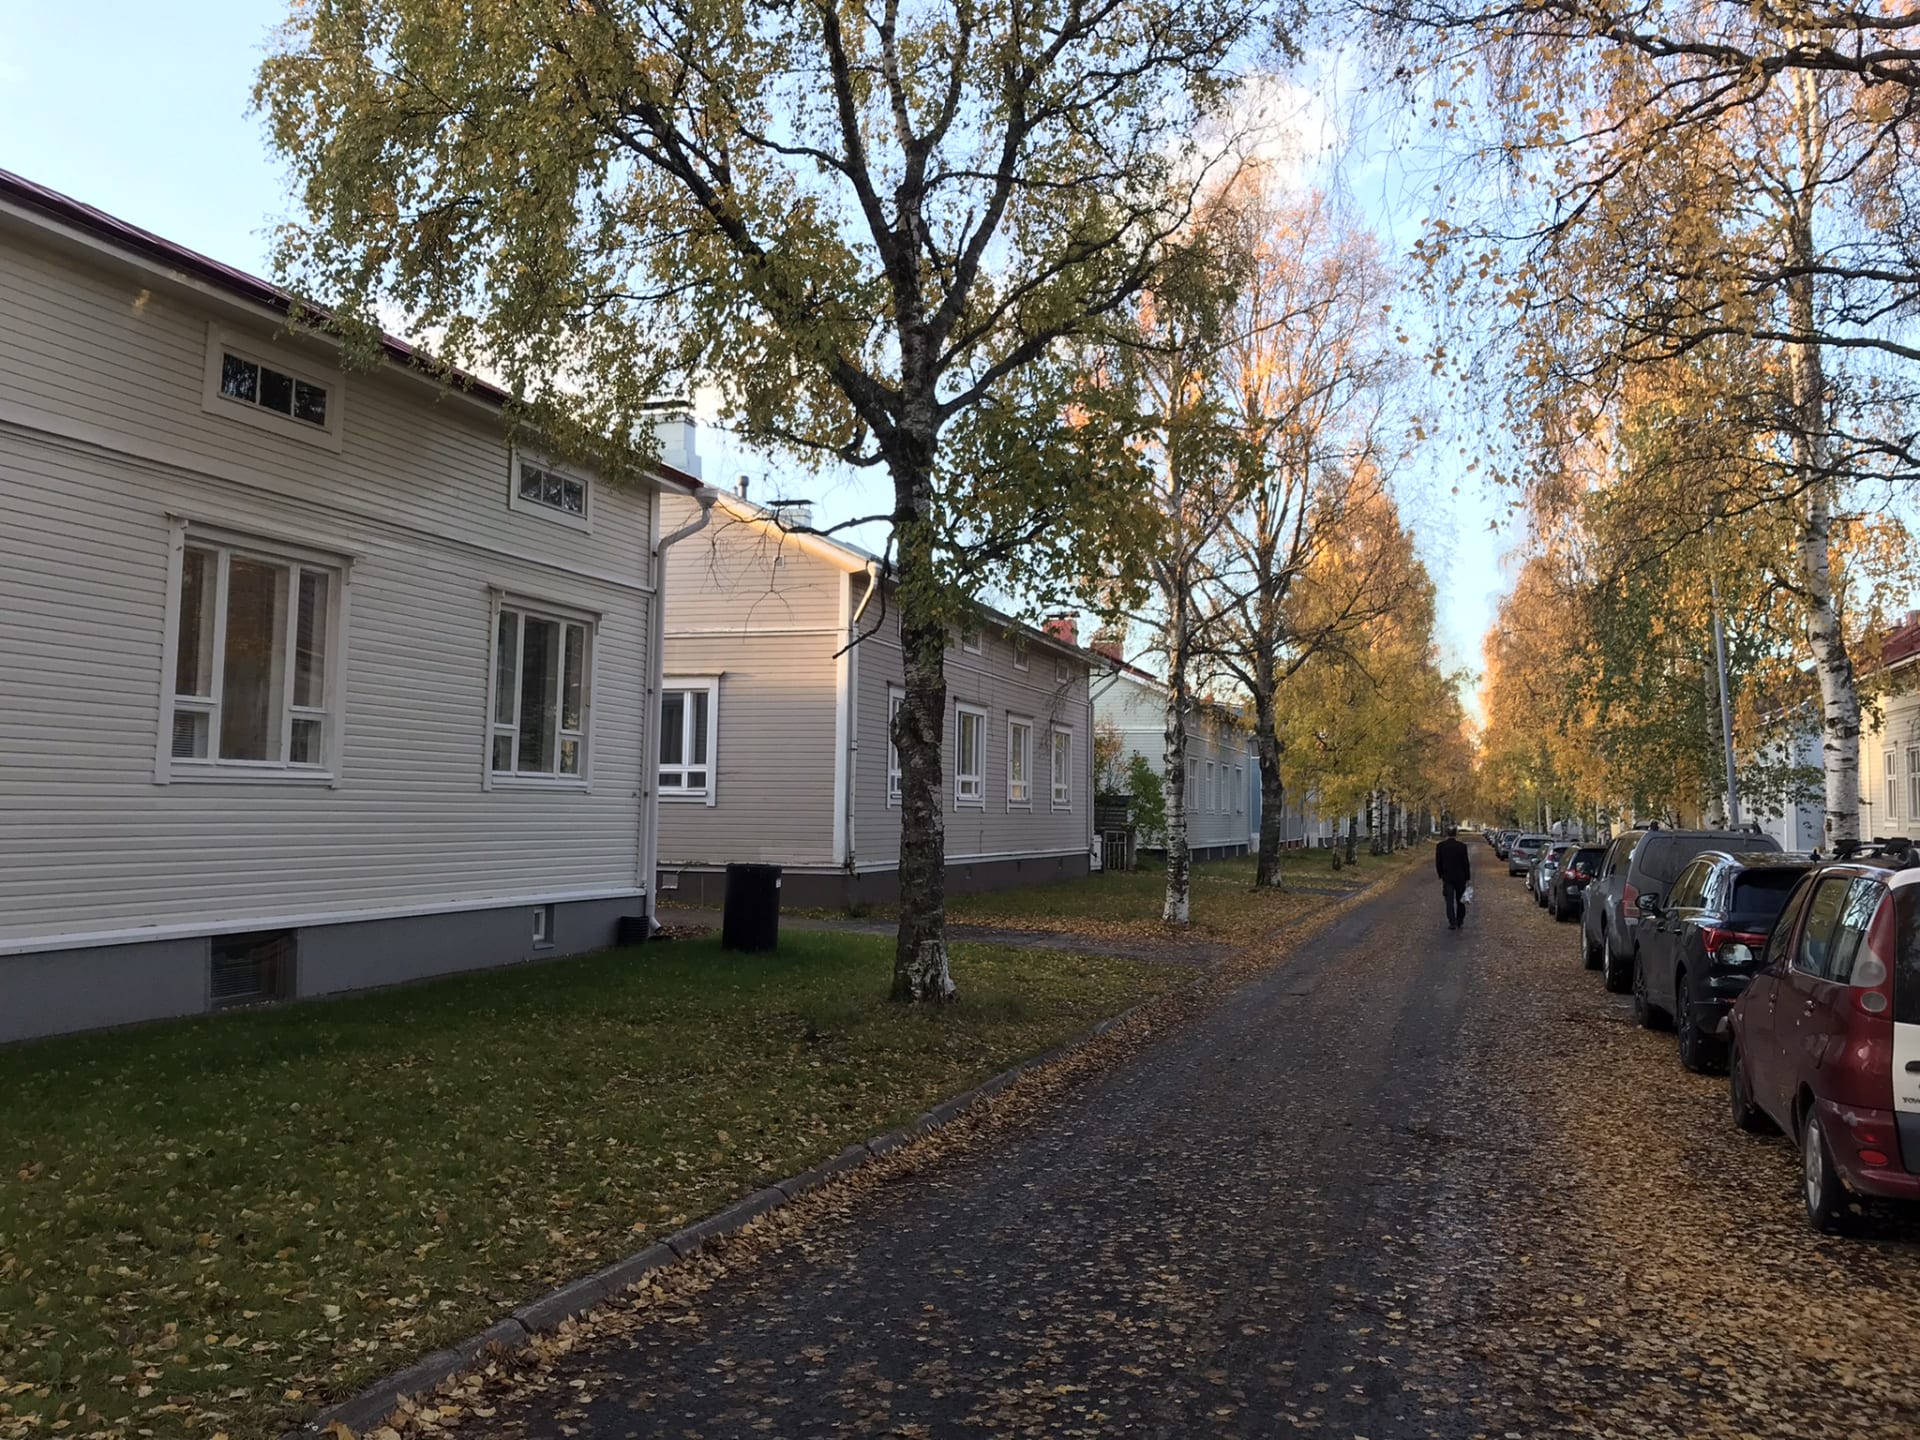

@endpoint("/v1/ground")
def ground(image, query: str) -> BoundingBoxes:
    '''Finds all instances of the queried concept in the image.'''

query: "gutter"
[840,562,882,871]
[639,486,721,927]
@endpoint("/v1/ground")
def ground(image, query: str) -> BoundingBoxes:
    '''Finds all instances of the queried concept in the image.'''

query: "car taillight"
[1854,895,1897,1018]
[1702,927,1769,964]
[1623,881,1639,913]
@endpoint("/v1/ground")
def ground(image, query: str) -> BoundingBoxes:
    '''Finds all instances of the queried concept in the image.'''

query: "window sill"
[1008,801,1033,812]
[661,792,717,806]
[164,766,337,786]
[1052,802,1073,812]
[954,797,985,810]
[490,775,591,791]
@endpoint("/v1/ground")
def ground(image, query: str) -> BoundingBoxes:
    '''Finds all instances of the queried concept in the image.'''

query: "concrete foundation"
[0,894,644,1046]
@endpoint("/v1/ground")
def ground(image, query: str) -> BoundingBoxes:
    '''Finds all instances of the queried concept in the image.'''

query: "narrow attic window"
[518,463,588,519]
[219,352,329,426]
[510,455,593,531]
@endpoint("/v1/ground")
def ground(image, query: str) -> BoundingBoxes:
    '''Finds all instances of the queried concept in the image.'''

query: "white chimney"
[770,499,814,531]
[651,411,700,478]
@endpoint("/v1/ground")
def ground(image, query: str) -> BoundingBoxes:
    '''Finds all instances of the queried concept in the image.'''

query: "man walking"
[1436,826,1471,931]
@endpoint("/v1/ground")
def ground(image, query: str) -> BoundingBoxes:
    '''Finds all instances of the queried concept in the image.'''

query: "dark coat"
[1435,837,1471,888]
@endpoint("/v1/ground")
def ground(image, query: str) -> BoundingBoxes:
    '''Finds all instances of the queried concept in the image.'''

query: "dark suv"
[1551,845,1604,921]
[1632,851,1813,1070]
[1589,827,1784,993]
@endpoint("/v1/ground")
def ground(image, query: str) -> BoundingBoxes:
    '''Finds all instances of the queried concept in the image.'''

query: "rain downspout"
[843,561,882,873]
[640,484,720,931]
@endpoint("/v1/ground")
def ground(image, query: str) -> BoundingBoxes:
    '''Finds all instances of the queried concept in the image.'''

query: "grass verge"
[0,933,1174,1440]
[941,848,1417,941]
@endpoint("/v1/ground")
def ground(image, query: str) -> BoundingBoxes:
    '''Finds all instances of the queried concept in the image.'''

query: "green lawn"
[943,848,1413,939]
[0,933,1173,1440]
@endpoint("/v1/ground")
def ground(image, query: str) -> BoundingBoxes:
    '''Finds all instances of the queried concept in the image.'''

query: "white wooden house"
[1090,655,1258,861]
[654,485,1098,907]
[0,170,708,1043]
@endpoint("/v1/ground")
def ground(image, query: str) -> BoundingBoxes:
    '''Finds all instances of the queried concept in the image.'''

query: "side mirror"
[1638,894,1662,918]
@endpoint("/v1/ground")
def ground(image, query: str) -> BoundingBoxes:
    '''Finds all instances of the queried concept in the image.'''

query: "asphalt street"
[469,856,1920,1439]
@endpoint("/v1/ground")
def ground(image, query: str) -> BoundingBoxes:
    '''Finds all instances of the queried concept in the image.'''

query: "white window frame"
[1055,656,1071,684]
[155,517,350,785]
[659,675,721,805]
[1235,764,1245,814]
[1012,636,1029,671]
[959,625,982,656]
[1205,760,1216,812]
[200,324,344,452]
[887,685,905,806]
[1051,727,1072,811]
[1007,716,1034,809]
[508,451,593,533]
[1888,751,1900,817]
[955,702,987,807]
[486,591,599,789]
[1186,757,1197,801]
[1908,748,1920,819]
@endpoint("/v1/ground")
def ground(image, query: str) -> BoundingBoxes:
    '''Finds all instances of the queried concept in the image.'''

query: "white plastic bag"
[1463,884,1474,904]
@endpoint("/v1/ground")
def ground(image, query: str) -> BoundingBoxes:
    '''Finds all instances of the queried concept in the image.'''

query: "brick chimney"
[1088,625,1125,664]
[1043,614,1079,647]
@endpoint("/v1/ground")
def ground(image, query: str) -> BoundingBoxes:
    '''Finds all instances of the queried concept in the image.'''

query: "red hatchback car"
[1727,853,1920,1231]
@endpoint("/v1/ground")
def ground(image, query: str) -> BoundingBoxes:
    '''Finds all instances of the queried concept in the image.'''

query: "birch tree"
[1203,188,1415,888]
[257,0,1278,998]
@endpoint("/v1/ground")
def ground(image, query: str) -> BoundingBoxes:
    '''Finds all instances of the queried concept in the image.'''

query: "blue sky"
[0,4,1512,698]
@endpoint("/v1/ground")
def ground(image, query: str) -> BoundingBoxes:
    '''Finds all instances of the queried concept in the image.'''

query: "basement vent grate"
[210,930,294,1007]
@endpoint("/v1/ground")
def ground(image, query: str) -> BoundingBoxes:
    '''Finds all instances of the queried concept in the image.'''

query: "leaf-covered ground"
[0,932,1178,1440]
[839,849,1410,944]
[366,855,1920,1440]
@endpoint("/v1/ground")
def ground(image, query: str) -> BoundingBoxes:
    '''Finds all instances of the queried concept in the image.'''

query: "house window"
[1186,757,1196,801]
[960,625,982,655]
[1908,749,1919,818]
[1008,718,1033,807]
[1235,765,1245,813]
[166,535,340,775]
[491,605,592,782]
[511,457,590,528]
[1055,656,1071,683]
[887,686,905,805]
[532,904,555,948]
[660,678,719,801]
[1205,761,1216,812]
[955,703,987,806]
[1888,752,1900,817]
[1052,728,1072,810]
[1012,637,1029,671]
[219,351,329,428]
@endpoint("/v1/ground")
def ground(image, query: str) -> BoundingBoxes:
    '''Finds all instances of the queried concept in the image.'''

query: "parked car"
[1493,829,1516,859]
[1632,851,1813,1070]
[1507,834,1550,877]
[1728,848,1920,1231]
[1531,843,1572,906]
[1552,845,1605,922]
[1591,827,1783,993]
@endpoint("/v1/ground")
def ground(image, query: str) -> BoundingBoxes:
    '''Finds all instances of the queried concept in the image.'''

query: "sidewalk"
[662,908,1234,967]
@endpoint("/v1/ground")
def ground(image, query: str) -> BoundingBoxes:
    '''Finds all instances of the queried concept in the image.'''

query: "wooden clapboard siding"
[1094,668,1255,851]
[0,223,660,947]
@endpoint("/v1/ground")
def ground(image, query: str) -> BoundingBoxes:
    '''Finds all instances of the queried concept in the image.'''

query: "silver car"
[1507,833,1550,877]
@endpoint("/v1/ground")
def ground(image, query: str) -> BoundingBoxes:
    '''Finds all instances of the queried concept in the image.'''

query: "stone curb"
[292,863,1412,1438]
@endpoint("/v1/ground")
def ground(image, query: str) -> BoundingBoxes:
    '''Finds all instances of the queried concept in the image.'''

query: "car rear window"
[1729,868,1807,921]
[1898,888,1920,1026]
[1571,848,1604,870]
[1639,834,1781,886]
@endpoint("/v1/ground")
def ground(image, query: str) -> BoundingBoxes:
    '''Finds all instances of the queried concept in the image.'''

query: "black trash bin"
[722,863,781,952]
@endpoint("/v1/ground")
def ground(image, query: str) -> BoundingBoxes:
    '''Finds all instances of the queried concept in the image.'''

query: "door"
[1774,875,1855,1122]
[1651,860,1710,1013]
[1743,878,1813,1127]
[1894,886,1920,1162]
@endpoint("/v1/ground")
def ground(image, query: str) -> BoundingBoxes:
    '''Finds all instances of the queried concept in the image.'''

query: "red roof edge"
[0,167,701,495]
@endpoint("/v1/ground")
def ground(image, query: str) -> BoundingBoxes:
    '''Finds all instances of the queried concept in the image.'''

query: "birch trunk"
[890,426,955,1002]
[1784,62,1861,851]
[1163,590,1193,925]
[1252,663,1286,888]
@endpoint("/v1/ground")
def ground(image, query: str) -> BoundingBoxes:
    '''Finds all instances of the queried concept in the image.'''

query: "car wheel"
[1802,1110,1851,1234]
[1602,935,1633,994]
[1675,974,1714,1072]
[1728,1044,1772,1134]
[1631,953,1668,1028]
[1583,923,1602,971]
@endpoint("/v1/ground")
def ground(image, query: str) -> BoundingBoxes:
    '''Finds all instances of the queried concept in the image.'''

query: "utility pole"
[1708,517,1742,826]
